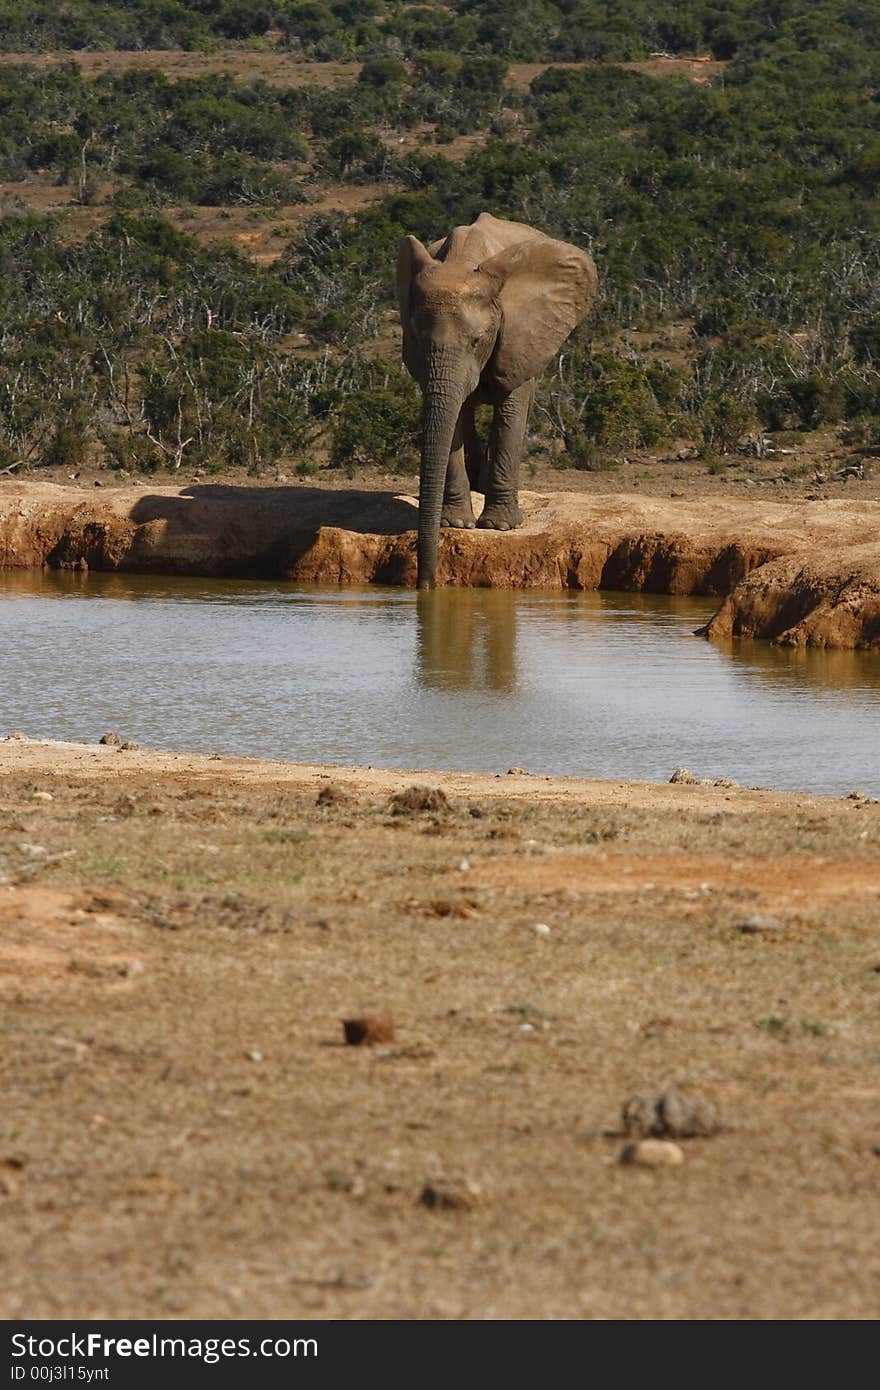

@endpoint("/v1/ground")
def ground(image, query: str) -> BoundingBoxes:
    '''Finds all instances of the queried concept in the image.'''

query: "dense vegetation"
[0,1,878,474]
[2,0,878,63]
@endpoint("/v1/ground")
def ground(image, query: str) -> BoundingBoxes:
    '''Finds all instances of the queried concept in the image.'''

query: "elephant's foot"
[441,502,476,529]
[477,499,524,531]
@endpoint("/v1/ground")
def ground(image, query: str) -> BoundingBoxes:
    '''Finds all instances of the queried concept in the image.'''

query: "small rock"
[316,783,352,807]
[120,740,140,751]
[342,1015,395,1046]
[669,767,697,784]
[533,922,551,936]
[507,766,527,776]
[619,1139,685,1168]
[245,1049,264,1063]
[622,1086,721,1139]
[388,785,449,815]
[100,732,123,747]
[714,777,739,789]
[419,1177,480,1210]
[847,790,867,801]
[31,791,53,802]
[738,914,778,935]
[458,858,470,872]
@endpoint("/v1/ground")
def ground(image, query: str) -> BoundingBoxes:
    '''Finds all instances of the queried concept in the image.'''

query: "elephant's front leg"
[440,413,476,530]
[478,380,535,531]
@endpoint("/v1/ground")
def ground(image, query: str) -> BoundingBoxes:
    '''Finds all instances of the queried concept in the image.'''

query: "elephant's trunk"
[417,351,469,591]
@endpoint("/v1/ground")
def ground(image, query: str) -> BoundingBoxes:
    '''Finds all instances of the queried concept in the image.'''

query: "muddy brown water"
[2,569,879,794]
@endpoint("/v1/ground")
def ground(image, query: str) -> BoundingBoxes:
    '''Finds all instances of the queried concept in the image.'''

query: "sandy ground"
[1,735,879,1320]
[3,479,880,647]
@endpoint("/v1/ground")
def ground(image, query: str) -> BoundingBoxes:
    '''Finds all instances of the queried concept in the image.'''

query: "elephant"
[396,211,598,589]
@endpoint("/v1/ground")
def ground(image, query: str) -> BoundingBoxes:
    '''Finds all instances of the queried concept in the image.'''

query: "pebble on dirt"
[388,785,449,814]
[100,733,124,747]
[669,768,697,784]
[620,1139,685,1168]
[419,1177,481,1210]
[622,1086,721,1139]
[342,1015,395,1046]
[738,914,779,934]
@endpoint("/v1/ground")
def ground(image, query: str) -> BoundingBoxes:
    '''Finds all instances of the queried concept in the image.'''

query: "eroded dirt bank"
[1,736,879,1320]
[3,480,880,648]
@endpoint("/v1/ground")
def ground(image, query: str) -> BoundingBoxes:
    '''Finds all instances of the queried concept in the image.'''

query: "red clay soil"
[2,481,880,649]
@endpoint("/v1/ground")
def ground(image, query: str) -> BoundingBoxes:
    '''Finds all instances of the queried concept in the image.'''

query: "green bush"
[330,371,420,470]
[581,354,674,450]
[699,391,755,452]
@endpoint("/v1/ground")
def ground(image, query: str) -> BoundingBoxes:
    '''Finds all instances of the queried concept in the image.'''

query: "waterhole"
[1,570,878,794]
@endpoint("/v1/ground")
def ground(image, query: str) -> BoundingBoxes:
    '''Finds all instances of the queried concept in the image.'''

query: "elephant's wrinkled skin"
[396,212,597,589]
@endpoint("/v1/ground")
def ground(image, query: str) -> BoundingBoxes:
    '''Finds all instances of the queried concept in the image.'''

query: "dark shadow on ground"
[129,485,418,536]
[120,485,420,579]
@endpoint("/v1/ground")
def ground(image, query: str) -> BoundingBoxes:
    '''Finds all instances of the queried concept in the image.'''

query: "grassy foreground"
[1,738,879,1319]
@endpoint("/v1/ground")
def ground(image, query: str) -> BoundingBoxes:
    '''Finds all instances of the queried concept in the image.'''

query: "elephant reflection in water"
[416,589,517,692]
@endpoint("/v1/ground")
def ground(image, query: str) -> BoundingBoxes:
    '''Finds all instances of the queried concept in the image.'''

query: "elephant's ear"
[396,234,435,381]
[479,238,597,392]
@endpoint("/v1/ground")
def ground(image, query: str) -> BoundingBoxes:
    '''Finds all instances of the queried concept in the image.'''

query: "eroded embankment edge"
[2,491,879,649]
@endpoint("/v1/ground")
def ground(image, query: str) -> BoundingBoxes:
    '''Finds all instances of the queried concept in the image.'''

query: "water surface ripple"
[1,571,878,795]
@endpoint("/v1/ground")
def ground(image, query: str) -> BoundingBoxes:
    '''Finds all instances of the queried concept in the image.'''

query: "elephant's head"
[397,230,597,588]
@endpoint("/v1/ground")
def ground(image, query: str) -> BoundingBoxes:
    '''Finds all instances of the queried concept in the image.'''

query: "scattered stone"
[342,1015,395,1046]
[316,783,352,807]
[533,922,552,937]
[388,785,449,815]
[99,732,123,747]
[622,1086,721,1140]
[419,1177,481,1211]
[669,768,697,784]
[120,741,140,751]
[31,791,53,802]
[325,1170,367,1198]
[245,1049,264,1063]
[507,766,527,776]
[738,914,778,935]
[620,1139,685,1168]
[4,732,29,742]
[429,898,479,920]
[847,790,867,801]
[714,777,739,789]
[458,858,470,872]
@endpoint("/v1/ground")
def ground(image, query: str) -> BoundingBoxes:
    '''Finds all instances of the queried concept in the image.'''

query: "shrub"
[699,391,756,452]
[581,354,673,450]
[330,371,420,470]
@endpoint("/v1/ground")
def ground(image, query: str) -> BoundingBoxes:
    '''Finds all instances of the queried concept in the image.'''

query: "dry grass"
[1,741,878,1319]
